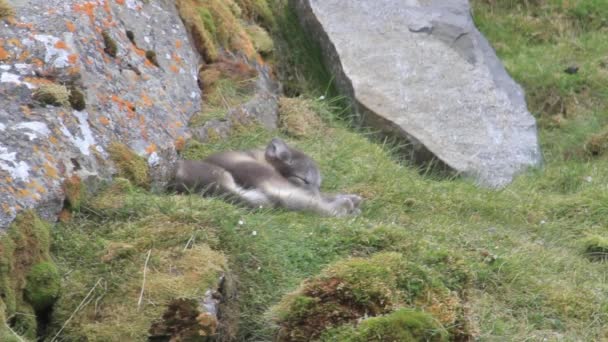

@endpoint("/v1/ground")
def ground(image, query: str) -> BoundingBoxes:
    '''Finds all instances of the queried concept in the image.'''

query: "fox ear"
[266,138,292,163]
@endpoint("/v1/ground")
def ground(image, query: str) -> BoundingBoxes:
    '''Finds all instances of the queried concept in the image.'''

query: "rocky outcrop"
[0,0,201,229]
[293,0,542,187]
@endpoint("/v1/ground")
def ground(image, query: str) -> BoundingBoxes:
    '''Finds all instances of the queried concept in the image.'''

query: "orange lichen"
[169,64,180,73]
[172,53,182,64]
[66,20,76,32]
[175,136,186,151]
[17,189,32,198]
[145,144,157,154]
[175,40,183,48]
[115,0,125,4]
[44,162,59,179]
[49,136,58,145]
[20,106,32,116]
[18,50,30,61]
[0,43,9,60]
[54,41,68,49]
[68,54,78,64]
[140,93,153,107]
[2,203,10,214]
[73,2,97,25]
[7,38,21,47]
[32,58,44,67]
[58,209,72,223]
[99,116,110,125]
[23,77,54,85]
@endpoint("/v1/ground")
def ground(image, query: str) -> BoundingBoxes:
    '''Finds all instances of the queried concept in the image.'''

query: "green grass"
[41,0,608,341]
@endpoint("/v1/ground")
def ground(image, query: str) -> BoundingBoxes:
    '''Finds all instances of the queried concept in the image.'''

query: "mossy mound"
[0,0,14,20]
[33,84,71,107]
[270,251,471,341]
[48,190,229,341]
[86,177,133,214]
[62,174,86,211]
[68,87,86,111]
[24,262,61,312]
[321,309,448,342]
[101,30,117,57]
[246,24,274,55]
[278,96,324,138]
[176,0,270,62]
[584,127,608,157]
[582,235,608,262]
[107,143,150,189]
[0,211,57,340]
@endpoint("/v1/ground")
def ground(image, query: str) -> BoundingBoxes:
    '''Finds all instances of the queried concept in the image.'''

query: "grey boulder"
[293,0,542,187]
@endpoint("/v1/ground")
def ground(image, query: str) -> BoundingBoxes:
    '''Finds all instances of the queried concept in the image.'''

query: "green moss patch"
[101,30,118,57]
[0,211,57,340]
[245,24,274,55]
[321,308,448,342]
[24,261,60,312]
[107,142,150,189]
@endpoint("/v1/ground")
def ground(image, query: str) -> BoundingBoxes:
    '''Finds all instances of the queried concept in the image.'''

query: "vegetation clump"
[582,235,608,262]
[0,0,14,19]
[278,96,323,138]
[584,127,608,157]
[145,50,160,67]
[245,24,274,55]
[0,211,56,340]
[107,142,150,189]
[101,30,118,57]
[68,87,86,111]
[62,174,85,211]
[33,84,71,107]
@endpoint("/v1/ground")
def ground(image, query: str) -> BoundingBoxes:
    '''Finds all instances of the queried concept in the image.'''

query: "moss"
[245,24,274,55]
[181,139,216,161]
[0,211,55,339]
[145,50,160,67]
[63,174,85,211]
[584,126,608,157]
[101,30,118,57]
[582,235,608,262]
[33,83,71,107]
[321,309,448,342]
[87,178,133,213]
[68,87,86,111]
[24,261,61,312]
[0,0,14,20]
[271,253,409,340]
[278,96,323,138]
[107,142,150,189]
[126,30,135,44]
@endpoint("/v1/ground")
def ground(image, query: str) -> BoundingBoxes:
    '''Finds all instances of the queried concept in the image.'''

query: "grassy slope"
[49,0,608,341]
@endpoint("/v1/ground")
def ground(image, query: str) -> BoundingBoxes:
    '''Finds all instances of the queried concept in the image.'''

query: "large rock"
[293,0,542,187]
[0,0,200,229]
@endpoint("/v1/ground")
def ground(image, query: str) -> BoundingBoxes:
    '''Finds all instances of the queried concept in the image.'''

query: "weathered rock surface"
[293,0,542,187]
[0,0,201,229]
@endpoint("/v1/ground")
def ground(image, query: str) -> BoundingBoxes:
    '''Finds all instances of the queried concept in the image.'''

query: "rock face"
[293,0,542,187]
[0,0,200,229]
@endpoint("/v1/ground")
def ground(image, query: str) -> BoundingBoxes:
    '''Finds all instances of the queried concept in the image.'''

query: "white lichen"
[34,34,71,68]
[59,111,97,156]
[1,72,35,89]
[0,146,30,181]
[13,121,51,141]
